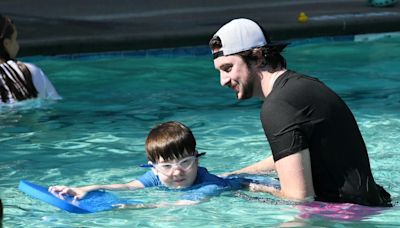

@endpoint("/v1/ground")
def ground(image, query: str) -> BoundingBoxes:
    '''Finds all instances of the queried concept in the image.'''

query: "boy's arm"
[92,180,145,191]
[48,180,144,200]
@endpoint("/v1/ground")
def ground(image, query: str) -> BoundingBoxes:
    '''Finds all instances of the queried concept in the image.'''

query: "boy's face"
[152,153,198,189]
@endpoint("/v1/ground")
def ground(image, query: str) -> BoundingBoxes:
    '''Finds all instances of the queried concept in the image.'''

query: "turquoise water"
[1,34,400,227]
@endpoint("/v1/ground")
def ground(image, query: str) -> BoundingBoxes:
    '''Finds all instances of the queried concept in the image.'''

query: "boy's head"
[145,121,199,188]
[146,121,196,163]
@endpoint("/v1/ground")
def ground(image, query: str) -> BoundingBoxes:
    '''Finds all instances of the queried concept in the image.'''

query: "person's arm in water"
[114,199,200,210]
[115,181,220,210]
[48,180,144,200]
[223,155,275,176]
[249,149,315,201]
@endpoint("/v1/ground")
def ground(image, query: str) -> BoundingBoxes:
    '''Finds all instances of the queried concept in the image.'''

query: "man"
[209,18,391,206]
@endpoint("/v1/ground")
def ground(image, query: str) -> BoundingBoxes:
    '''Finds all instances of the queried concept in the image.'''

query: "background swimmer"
[0,14,61,104]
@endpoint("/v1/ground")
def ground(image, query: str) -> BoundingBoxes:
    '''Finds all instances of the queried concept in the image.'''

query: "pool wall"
[20,31,400,62]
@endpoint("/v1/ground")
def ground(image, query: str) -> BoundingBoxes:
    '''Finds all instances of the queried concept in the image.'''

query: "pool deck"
[2,0,400,56]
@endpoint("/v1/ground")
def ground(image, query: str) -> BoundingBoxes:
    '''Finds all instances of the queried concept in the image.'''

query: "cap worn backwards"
[212,18,290,60]
[213,18,267,58]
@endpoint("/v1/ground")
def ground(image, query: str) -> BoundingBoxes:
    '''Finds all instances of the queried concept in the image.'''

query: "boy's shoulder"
[194,167,228,187]
[137,170,162,188]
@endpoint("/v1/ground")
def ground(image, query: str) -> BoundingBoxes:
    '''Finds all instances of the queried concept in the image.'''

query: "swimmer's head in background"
[0,14,16,60]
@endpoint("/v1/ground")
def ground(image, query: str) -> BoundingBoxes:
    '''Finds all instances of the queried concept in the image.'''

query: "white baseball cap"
[212,18,288,59]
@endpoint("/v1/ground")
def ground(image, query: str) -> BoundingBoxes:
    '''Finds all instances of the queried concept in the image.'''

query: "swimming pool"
[1,33,399,227]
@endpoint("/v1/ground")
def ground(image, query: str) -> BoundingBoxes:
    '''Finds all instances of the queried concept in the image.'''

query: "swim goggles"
[140,152,206,175]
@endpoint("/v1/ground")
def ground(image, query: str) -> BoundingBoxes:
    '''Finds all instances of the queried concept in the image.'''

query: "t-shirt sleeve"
[25,62,62,100]
[136,170,161,187]
[261,101,321,161]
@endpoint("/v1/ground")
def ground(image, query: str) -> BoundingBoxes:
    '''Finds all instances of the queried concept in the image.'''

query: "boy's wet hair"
[145,121,196,163]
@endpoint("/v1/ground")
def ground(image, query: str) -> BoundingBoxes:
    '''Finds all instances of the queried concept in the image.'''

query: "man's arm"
[226,155,275,176]
[250,149,315,201]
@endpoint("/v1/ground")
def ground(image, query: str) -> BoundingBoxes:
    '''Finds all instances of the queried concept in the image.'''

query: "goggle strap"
[196,152,206,158]
[139,152,206,168]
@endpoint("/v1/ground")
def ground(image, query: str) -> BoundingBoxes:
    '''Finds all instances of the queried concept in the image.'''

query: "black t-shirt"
[261,70,391,206]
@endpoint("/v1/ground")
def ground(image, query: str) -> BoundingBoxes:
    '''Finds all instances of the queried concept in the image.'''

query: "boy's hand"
[48,186,88,200]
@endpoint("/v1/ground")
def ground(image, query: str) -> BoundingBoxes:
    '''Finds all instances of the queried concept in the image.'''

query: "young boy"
[49,121,243,208]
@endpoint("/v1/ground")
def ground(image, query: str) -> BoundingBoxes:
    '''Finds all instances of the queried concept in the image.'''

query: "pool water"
[1,33,399,227]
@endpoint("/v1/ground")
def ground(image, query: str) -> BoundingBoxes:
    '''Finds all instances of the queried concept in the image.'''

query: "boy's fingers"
[48,185,67,193]
[60,188,70,195]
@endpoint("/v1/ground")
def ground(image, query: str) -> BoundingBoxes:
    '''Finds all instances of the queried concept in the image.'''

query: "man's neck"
[260,69,287,99]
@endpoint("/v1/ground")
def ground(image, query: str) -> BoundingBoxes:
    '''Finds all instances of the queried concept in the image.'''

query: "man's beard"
[238,71,256,100]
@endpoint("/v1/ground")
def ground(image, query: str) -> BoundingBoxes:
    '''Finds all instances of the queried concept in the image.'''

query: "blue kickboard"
[18,180,141,214]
